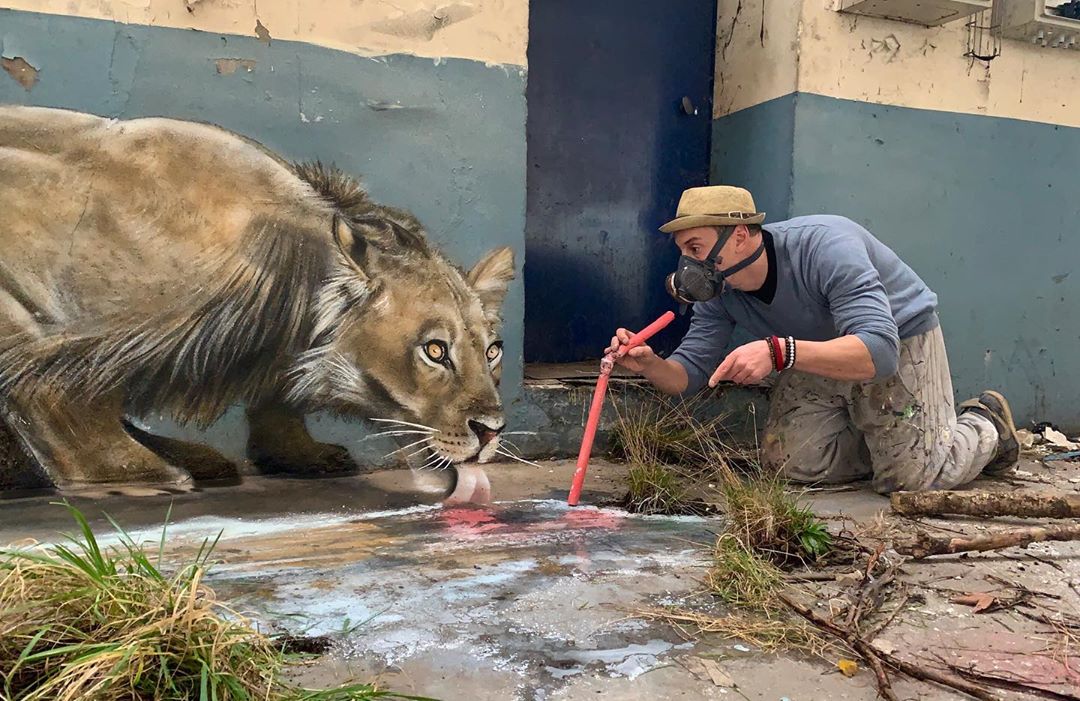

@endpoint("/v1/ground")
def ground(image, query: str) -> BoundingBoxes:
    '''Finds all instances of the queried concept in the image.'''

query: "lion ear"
[335,214,407,280]
[467,246,515,322]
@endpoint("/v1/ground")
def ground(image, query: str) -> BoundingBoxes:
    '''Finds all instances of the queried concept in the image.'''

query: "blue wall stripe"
[713,91,1080,429]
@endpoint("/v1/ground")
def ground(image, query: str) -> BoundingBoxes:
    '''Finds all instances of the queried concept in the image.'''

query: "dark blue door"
[524,0,716,363]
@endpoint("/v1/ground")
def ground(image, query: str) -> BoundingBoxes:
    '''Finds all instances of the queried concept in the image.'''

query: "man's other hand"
[606,328,657,374]
[709,340,774,387]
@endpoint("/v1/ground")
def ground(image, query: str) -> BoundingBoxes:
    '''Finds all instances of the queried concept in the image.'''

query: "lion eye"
[486,341,503,364]
[423,340,450,365]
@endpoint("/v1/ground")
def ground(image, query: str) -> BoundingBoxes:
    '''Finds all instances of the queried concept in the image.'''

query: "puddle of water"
[558,640,696,679]
[13,497,716,693]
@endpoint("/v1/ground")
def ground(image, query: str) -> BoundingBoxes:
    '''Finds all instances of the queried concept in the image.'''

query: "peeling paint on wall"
[371,4,479,42]
[1,57,37,90]
[214,58,256,75]
[0,0,528,67]
[713,0,800,118]
[254,19,271,45]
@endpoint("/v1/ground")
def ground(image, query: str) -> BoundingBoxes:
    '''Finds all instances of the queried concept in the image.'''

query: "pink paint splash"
[439,504,626,540]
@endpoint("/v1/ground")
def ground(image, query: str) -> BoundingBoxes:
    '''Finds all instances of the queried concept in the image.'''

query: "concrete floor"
[1,457,1078,700]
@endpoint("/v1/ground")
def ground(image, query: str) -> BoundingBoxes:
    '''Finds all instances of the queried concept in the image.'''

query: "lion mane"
[0,161,448,428]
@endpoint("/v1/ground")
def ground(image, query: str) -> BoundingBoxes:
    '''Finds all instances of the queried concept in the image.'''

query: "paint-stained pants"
[762,326,999,494]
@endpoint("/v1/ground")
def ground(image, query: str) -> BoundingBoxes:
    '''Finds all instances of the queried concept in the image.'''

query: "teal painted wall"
[0,9,527,464]
[711,93,1080,429]
[710,94,796,221]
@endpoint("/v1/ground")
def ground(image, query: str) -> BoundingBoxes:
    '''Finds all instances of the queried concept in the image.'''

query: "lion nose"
[468,419,504,447]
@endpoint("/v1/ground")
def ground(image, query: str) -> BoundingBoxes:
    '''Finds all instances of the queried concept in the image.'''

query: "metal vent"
[995,0,1080,49]
[836,0,993,26]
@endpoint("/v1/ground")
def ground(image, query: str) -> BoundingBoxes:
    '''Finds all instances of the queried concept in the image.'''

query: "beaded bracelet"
[784,336,796,371]
[766,336,783,373]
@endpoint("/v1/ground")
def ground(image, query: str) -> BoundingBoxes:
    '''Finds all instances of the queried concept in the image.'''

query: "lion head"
[288,167,515,467]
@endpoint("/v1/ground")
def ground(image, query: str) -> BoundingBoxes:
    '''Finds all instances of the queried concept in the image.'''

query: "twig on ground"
[783,571,845,582]
[944,661,1080,701]
[864,589,911,641]
[891,490,1080,519]
[1016,606,1080,633]
[896,523,1080,558]
[1004,550,1067,572]
[985,573,1063,600]
[778,591,1000,701]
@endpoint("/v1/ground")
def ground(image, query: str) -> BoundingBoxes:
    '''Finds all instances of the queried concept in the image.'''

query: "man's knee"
[763,428,869,484]
[870,460,936,494]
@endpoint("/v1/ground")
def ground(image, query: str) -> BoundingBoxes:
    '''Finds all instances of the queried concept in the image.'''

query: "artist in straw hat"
[607,186,1019,493]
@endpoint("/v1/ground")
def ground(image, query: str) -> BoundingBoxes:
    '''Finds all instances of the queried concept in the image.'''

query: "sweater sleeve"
[668,299,735,395]
[810,232,900,380]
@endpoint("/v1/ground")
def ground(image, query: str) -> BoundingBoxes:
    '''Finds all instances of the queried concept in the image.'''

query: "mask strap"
[719,238,765,277]
[702,228,732,269]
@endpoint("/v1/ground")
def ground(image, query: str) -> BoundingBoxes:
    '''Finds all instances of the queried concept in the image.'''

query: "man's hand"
[606,328,658,373]
[708,340,775,387]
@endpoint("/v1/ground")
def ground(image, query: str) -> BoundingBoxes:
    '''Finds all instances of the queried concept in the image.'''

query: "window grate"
[965,8,1002,62]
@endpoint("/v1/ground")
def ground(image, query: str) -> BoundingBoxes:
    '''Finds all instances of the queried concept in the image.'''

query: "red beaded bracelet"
[768,335,784,373]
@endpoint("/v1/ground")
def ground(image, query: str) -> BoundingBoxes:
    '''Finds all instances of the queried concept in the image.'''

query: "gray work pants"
[761,326,999,494]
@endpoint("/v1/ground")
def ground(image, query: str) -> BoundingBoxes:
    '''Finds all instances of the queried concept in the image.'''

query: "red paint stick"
[568,311,676,506]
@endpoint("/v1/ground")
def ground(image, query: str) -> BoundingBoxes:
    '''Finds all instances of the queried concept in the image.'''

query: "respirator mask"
[665,226,765,307]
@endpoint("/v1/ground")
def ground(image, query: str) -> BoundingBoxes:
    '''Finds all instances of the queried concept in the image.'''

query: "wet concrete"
[201,500,713,698]
[2,458,1078,700]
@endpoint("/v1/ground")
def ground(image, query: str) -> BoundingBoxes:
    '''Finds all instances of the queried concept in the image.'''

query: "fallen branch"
[896,523,1080,559]
[891,490,1080,519]
[864,589,910,641]
[783,571,842,582]
[946,662,1080,701]
[778,591,999,701]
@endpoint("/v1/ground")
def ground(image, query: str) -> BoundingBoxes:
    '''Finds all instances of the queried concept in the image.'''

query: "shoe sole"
[980,390,1019,471]
[981,390,1017,438]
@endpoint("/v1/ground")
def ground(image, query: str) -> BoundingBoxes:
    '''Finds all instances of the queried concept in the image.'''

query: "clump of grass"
[615,396,839,655]
[705,535,783,607]
[611,391,751,515]
[0,503,430,701]
[637,606,836,656]
[624,463,688,515]
[719,475,832,564]
[610,391,747,474]
[611,390,832,562]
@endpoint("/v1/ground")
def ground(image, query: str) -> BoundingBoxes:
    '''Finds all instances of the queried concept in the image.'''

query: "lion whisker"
[500,438,525,453]
[370,418,440,433]
[494,447,544,469]
[394,437,434,453]
[366,429,434,439]
[419,453,445,471]
[403,444,436,461]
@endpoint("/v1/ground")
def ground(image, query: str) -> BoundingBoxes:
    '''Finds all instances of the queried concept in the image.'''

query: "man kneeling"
[608,186,1018,494]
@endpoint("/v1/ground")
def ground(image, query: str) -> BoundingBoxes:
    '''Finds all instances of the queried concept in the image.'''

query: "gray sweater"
[669,215,939,395]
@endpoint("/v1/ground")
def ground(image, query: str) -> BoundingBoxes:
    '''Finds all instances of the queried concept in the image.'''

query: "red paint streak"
[561,508,623,530]
[438,505,626,540]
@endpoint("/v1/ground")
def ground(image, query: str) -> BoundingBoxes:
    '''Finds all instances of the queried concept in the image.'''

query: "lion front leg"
[5,388,194,492]
[246,401,357,476]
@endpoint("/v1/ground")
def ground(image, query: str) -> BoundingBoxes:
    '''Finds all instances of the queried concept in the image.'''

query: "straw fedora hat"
[659,185,765,233]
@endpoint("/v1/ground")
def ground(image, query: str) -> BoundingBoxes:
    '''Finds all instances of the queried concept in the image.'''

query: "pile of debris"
[1018,423,1080,463]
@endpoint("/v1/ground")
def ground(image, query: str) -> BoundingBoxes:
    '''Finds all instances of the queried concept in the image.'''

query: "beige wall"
[713,0,800,117]
[715,0,1080,128]
[0,0,528,66]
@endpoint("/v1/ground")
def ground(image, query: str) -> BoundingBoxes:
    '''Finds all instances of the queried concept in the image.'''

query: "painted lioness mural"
[0,106,514,499]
